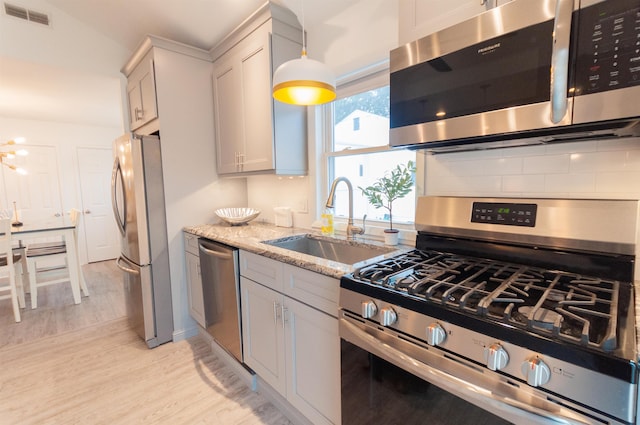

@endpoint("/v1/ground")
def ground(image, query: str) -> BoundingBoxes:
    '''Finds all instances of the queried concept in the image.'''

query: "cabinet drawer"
[184,232,199,256]
[240,250,284,292]
[283,264,339,318]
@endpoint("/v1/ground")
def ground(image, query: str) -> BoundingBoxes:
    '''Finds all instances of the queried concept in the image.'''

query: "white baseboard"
[173,324,199,342]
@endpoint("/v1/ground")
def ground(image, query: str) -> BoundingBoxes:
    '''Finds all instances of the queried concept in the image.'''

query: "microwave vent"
[4,3,50,26]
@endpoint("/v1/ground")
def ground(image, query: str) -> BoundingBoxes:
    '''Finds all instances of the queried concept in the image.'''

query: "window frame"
[321,63,419,234]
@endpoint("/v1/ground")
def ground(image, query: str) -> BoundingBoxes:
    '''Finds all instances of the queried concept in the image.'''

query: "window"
[325,71,416,226]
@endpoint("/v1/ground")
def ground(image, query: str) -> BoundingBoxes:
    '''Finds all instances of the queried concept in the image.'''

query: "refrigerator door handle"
[111,156,126,236]
[116,256,139,275]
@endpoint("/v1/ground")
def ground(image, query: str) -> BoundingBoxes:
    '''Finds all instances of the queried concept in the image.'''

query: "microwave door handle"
[550,0,573,124]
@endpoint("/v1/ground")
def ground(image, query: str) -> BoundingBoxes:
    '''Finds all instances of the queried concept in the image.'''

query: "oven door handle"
[340,318,590,425]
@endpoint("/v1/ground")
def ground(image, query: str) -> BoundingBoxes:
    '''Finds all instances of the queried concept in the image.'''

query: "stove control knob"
[426,323,446,346]
[361,301,378,319]
[484,343,509,371]
[380,307,397,327]
[521,356,551,387]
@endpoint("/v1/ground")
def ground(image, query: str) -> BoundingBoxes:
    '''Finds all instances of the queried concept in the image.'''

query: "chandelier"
[1,137,28,175]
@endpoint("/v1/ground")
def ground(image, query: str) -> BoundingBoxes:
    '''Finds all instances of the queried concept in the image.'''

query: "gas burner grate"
[351,249,622,351]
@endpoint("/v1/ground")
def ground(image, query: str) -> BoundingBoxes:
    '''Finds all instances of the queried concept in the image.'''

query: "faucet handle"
[349,214,367,237]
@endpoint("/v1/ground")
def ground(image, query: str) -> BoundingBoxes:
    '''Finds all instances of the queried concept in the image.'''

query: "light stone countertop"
[186,223,640,362]
[184,222,411,279]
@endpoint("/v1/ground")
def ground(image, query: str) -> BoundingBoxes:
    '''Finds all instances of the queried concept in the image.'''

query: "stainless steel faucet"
[325,177,365,240]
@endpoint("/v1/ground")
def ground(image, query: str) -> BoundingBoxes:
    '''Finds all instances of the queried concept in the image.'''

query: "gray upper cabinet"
[125,50,158,131]
[211,3,308,176]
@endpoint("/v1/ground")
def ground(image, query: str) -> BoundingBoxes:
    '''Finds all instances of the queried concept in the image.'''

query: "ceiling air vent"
[4,2,50,26]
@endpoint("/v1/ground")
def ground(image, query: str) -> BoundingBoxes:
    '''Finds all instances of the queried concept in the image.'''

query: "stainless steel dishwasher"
[198,238,243,363]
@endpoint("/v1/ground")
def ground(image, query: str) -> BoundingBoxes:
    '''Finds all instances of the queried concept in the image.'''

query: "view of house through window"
[328,84,416,225]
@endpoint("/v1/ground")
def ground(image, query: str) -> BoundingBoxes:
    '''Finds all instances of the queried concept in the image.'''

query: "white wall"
[1,0,129,264]
[0,116,123,263]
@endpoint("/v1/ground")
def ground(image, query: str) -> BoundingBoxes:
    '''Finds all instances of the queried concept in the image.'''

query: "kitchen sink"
[262,234,395,265]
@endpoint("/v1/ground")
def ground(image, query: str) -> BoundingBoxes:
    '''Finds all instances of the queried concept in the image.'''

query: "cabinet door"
[185,251,205,327]
[241,277,286,394]
[138,60,158,125]
[127,52,158,130]
[212,51,242,174]
[127,81,143,129]
[285,296,340,425]
[238,23,274,173]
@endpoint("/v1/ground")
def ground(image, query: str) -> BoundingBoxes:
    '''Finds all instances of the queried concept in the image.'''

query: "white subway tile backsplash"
[545,173,596,193]
[425,139,640,199]
[596,172,640,195]
[523,154,570,174]
[502,175,545,192]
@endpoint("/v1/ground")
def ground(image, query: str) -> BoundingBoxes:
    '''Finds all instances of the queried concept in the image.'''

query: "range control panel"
[470,202,537,227]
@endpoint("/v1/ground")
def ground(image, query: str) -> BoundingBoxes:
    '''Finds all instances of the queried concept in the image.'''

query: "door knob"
[84,210,91,214]
[54,213,61,217]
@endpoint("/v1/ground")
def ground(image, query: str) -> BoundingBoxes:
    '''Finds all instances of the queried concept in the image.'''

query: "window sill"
[311,218,417,246]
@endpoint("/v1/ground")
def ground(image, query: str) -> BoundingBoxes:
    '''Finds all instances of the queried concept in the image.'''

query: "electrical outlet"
[297,199,308,214]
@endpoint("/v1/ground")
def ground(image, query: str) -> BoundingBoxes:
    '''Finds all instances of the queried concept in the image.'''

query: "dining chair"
[26,209,87,309]
[0,218,25,322]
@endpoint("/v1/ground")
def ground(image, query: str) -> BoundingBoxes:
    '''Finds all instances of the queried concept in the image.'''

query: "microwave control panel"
[470,202,537,227]
[574,0,640,95]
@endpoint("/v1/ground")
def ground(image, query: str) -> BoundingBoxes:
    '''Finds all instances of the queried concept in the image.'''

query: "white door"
[2,145,63,221]
[77,147,119,262]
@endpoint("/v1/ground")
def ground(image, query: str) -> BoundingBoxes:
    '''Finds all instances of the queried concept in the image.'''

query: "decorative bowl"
[215,207,261,225]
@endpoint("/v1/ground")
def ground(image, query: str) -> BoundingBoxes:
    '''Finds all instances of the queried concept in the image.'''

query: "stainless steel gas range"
[339,196,639,425]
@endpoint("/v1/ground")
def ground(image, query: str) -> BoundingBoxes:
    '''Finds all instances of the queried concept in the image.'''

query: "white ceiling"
[0,0,358,130]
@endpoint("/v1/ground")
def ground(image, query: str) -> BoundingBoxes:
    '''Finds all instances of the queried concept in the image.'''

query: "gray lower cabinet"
[239,250,340,425]
[184,233,205,327]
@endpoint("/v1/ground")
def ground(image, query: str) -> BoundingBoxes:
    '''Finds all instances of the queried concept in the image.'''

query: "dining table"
[11,216,86,306]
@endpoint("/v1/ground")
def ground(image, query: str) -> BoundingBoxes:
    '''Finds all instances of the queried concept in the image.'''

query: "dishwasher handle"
[199,241,233,260]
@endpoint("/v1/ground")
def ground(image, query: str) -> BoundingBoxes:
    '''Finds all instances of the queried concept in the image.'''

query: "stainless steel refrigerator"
[111,133,173,348]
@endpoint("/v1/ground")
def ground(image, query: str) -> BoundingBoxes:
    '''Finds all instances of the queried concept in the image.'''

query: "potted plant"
[359,160,416,245]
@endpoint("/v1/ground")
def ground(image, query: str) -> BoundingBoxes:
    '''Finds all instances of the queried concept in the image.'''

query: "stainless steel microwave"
[389,0,640,152]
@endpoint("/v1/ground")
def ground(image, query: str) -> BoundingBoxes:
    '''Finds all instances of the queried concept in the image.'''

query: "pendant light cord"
[300,0,307,56]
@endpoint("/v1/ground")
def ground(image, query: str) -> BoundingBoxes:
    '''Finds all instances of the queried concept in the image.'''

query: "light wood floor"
[0,260,292,425]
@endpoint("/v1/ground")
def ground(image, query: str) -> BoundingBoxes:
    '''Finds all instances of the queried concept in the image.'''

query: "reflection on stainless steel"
[389,0,640,152]
[111,134,173,348]
[340,196,638,424]
[198,239,243,363]
[262,234,394,265]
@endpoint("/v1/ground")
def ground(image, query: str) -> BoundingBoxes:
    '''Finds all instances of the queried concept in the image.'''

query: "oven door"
[340,312,598,425]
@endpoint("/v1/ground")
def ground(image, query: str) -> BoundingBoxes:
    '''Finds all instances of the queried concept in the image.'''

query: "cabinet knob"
[135,107,144,120]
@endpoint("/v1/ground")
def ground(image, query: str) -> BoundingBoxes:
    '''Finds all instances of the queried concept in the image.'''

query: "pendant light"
[272,0,336,105]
